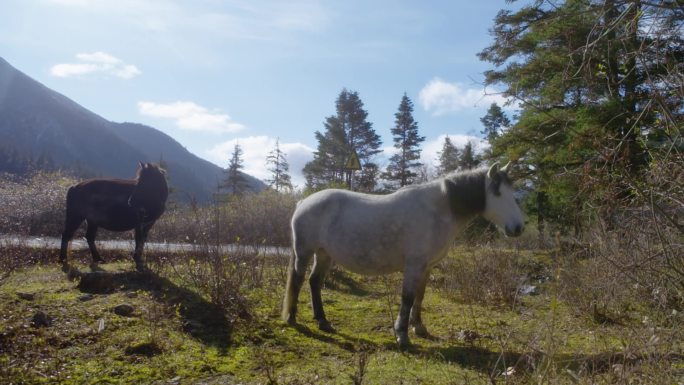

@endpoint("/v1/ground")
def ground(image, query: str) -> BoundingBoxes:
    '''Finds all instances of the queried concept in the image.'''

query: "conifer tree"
[459,141,480,170]
[436,136,459,176]
[478,0,684,231]
[303,89,382,190]
[265,138,293,192]
[383,93,425,189]
[222,143,250,196]
[480,103,510,143]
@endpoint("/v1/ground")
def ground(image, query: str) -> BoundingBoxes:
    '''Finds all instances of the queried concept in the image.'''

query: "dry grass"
[0,172,73,236]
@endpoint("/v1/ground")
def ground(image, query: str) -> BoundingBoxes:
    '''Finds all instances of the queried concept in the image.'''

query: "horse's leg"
[60,215,83,264]
[133,223,153,272]
[309,251,333,332]
[409,270,431,338]
[282,247,312,325]
[85,221,102,264]
[395,263,426,348]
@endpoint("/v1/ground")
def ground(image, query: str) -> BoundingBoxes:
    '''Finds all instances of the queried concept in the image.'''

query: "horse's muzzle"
[505,223,524,237]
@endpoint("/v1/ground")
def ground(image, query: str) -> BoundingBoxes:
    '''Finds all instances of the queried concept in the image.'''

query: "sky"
[0,0,517,187]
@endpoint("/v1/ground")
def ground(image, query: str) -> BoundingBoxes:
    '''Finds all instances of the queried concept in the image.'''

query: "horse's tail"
[63,185,81,218]
[282,250,297,322]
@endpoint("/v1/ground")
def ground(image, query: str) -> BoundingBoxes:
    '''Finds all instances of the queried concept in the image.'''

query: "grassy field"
[1,244,681,385]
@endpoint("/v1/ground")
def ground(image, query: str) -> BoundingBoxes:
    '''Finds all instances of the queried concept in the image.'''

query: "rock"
[96,318,105,333]
[456,329,480,343]
[518,284,538,296]
[77,272,115,293]
[30,311,52,328]
[17,292,35,301]
[113,304,135,317]
[78,294,95,302]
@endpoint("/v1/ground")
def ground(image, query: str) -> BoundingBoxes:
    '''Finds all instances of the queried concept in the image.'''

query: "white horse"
[283,162,524,347]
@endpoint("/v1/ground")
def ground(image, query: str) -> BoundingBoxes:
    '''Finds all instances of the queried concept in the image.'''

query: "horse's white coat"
[283,163,524,347]
[293,181,456,276]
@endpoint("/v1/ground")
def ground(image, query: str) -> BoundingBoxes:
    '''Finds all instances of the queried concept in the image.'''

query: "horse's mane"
[441,167,489,217]
[442,166,488,185]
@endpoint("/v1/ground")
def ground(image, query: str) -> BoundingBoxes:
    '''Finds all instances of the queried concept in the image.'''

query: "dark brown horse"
[60,162,169,271]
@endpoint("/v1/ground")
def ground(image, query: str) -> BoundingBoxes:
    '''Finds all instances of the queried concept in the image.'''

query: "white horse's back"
[291,186,450,275]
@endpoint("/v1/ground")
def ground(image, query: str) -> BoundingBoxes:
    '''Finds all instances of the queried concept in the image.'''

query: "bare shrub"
[217,190,298,247]
[150,202,215,244]
[151,190,298,247]
[0,172,73,236]
[561,148,684,320]
[436,247,542,308]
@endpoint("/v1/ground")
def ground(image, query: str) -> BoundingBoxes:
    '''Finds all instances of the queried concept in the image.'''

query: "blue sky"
[1,0,516,186]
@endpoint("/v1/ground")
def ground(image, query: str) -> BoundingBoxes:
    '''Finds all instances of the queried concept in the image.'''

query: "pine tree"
[265,138,293,192]
[436,136,459,176]
[222,143,250,196]
[303,89,382,190]
[480,103,510,143]
[383,93,425,189]
[478,0,684,232]
[459,141,480,170]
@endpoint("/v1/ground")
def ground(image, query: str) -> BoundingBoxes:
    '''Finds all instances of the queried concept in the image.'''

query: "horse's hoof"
[285,315,297,326]
[396,332,410,349]
[317,319,335,333]
[412,324,429,338]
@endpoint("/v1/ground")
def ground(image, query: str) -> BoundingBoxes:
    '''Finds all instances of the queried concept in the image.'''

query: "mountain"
[0,57,265,202]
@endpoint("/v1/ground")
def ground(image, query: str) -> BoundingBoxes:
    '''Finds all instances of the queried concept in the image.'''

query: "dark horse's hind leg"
[310,251,334,332]
[133,222,154,271]
[60,215,84,264]
[85,222,103,264]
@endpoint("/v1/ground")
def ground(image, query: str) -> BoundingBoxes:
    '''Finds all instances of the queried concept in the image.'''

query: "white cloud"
[418,78,511,116]
[137,101,246,134]
[205,136,314,188]
[50,51,141,79]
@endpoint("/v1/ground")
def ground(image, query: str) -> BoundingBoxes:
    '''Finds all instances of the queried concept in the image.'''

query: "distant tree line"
[0,145,57,176]
[301,88,487,193]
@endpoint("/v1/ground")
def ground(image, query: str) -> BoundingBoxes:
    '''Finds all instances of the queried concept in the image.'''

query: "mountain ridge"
[0,57,264,201]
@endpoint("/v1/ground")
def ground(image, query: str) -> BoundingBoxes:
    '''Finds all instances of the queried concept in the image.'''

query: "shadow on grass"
[290,322,391,352]
[429,344,684,378]
[326,269,370,297]
[62,262,231,353]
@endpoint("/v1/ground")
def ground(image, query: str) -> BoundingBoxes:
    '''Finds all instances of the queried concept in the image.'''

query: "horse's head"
[482,162,524,237]
[128,162,169,212]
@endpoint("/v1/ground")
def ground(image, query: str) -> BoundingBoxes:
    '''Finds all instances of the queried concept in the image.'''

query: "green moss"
[1,249,681,385]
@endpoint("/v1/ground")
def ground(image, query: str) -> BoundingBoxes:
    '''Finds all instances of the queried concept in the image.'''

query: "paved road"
[0,235,290,256]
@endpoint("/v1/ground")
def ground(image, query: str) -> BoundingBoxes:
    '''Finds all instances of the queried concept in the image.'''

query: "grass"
[1,245,682,384]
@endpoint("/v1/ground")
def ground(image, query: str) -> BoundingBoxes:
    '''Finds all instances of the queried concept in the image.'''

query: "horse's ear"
[138,161,145,169]
[487,162,500,180]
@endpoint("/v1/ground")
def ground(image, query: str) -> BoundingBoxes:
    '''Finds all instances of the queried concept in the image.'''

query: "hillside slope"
[0,57,264,201]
